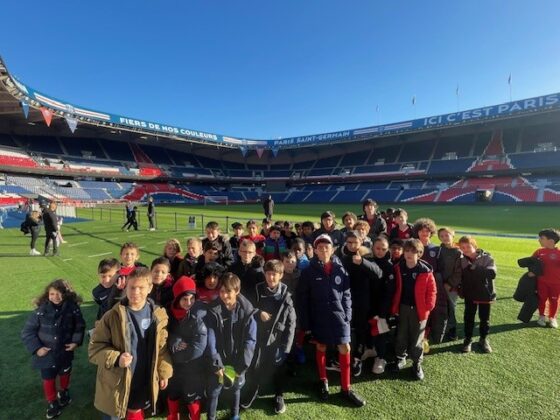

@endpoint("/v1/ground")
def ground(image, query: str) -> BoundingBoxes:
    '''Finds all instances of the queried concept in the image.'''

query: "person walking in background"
[263,195,274,221]
[147,196,156,231]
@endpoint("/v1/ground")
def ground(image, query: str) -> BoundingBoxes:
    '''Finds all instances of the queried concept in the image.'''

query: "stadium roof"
[1,55,559,151]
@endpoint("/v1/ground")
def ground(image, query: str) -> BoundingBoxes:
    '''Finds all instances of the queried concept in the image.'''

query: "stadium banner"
[9,72,560,149]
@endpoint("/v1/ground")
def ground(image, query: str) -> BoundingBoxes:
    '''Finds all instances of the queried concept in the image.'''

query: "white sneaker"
[360,347,377,361]
[372,357,387,375]
[149,228,155,231]
[537,316,548,327]
[30,249,41,256]
[550,318,558,329]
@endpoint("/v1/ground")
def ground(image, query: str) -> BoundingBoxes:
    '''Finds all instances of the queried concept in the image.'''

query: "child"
[241,219,266,256]
[149,257,174,308]
[340,211,358,238]
[458,236,497,353]
[206,273,257,420]
[392,239,437,380]
[264,225,288,261]
[231,239,265,306]
[531,228,560,328]
[202,221,234,268]
[389,208,413,240]
[298,234,365,406]
[413,218,447,348]
[358,199,387,240]
[281,251,300,295]
[103,242,147,317]
[162,239,183,281]
[197,262,225,304]
[194,242,221,280]
[241,260,296,414]
[300,221,316,245]
[291,238,310,270]
[437,227,462,340]
[230,222,245,261]
[21,279,86,419]
[384,208,396,235]
[121,206,139,231]
[369,237,396,374]
[313,211,344,249]
[166,276,208,420]
[336,231,383,377]
[92,258,120,321]
[178,237,202,278]
[282,221,298,249]
[354,220,373,249]
[261,218,272,237]
[390,239,404,264]
[89,267,173,419]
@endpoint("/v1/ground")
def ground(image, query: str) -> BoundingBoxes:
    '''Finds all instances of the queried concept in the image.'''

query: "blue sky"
[1,1,559,139]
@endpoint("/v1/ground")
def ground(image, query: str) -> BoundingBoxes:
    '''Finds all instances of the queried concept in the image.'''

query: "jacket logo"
[335,276,342,285]
[389,274,394,280]
[429,251,436,257]
[412,273,417,279]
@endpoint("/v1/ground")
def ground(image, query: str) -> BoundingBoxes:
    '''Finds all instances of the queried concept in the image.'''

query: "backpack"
[20,221,30,235]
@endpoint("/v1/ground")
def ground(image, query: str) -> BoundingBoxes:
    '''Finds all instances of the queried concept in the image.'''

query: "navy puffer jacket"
[297,256,352,345]
[21,300,85,369]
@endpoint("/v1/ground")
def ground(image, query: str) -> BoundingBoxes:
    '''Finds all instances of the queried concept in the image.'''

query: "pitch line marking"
[62,258,73,262]
[88,252,112,258]
[68,242,88,247]
[156,241,167,244]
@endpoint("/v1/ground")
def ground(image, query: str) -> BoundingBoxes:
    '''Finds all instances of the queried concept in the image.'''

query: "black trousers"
[30,229,40,249]
[44,231,58,254]
[148,215,155,229]
[464,300,491,340]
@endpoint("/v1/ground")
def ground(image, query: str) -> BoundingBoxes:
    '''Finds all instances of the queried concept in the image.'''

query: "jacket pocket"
[101,366,123,387]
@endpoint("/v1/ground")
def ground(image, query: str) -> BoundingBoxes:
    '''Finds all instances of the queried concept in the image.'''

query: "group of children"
[20,199,560,420]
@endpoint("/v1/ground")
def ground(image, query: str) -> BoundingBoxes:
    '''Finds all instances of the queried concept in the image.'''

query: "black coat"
[21,300,85,369]
[230,258,265,306]
[358,213,387,240]
[371,252,396,319]
[42,208,58,234]
[514,257,542,323]
[202,236,234,268]
[25,212,41,235]
[167,302,208,399]
[205,295,257,375]
[460,249,497,302]
[336,246,383,326]
[254,282,296,353]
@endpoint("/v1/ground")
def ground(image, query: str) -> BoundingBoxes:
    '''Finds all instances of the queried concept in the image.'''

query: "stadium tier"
[0,56,559,205]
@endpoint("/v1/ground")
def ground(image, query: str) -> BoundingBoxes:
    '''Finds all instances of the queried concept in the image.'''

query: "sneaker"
[396,357,407,371]
[372,357,387,375]
[240,386,258,409]
[462,339,472,353]
[479,338,493,354]
[360,347,377,361]
[231,416,240,420]
[326,358,340,372]
[412,363,424,381]
[57,389,71,408]
[340,389,366,407]
[30,249,41,256]
[550,318,558,329]
[352,358,362,377]
[319,380,329,401]
[46,401,61,419]
[295,346,306,364]
[537,316,548,327]
[274,395,286,414]
[422,338,430,354]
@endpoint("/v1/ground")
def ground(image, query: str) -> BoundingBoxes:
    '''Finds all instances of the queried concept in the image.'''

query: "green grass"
[1,204,559,419]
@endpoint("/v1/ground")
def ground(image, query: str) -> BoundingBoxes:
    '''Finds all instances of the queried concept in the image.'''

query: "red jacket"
[391,261,437,321]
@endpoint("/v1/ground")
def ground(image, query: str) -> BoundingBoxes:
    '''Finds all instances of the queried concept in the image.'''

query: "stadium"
[1,55,560,208]
[1,49,560,420]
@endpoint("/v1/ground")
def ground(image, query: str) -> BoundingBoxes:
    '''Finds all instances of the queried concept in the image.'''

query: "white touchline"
[88,252,112,258]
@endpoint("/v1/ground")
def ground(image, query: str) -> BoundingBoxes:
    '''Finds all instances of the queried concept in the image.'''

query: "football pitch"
[1,203,559,419]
